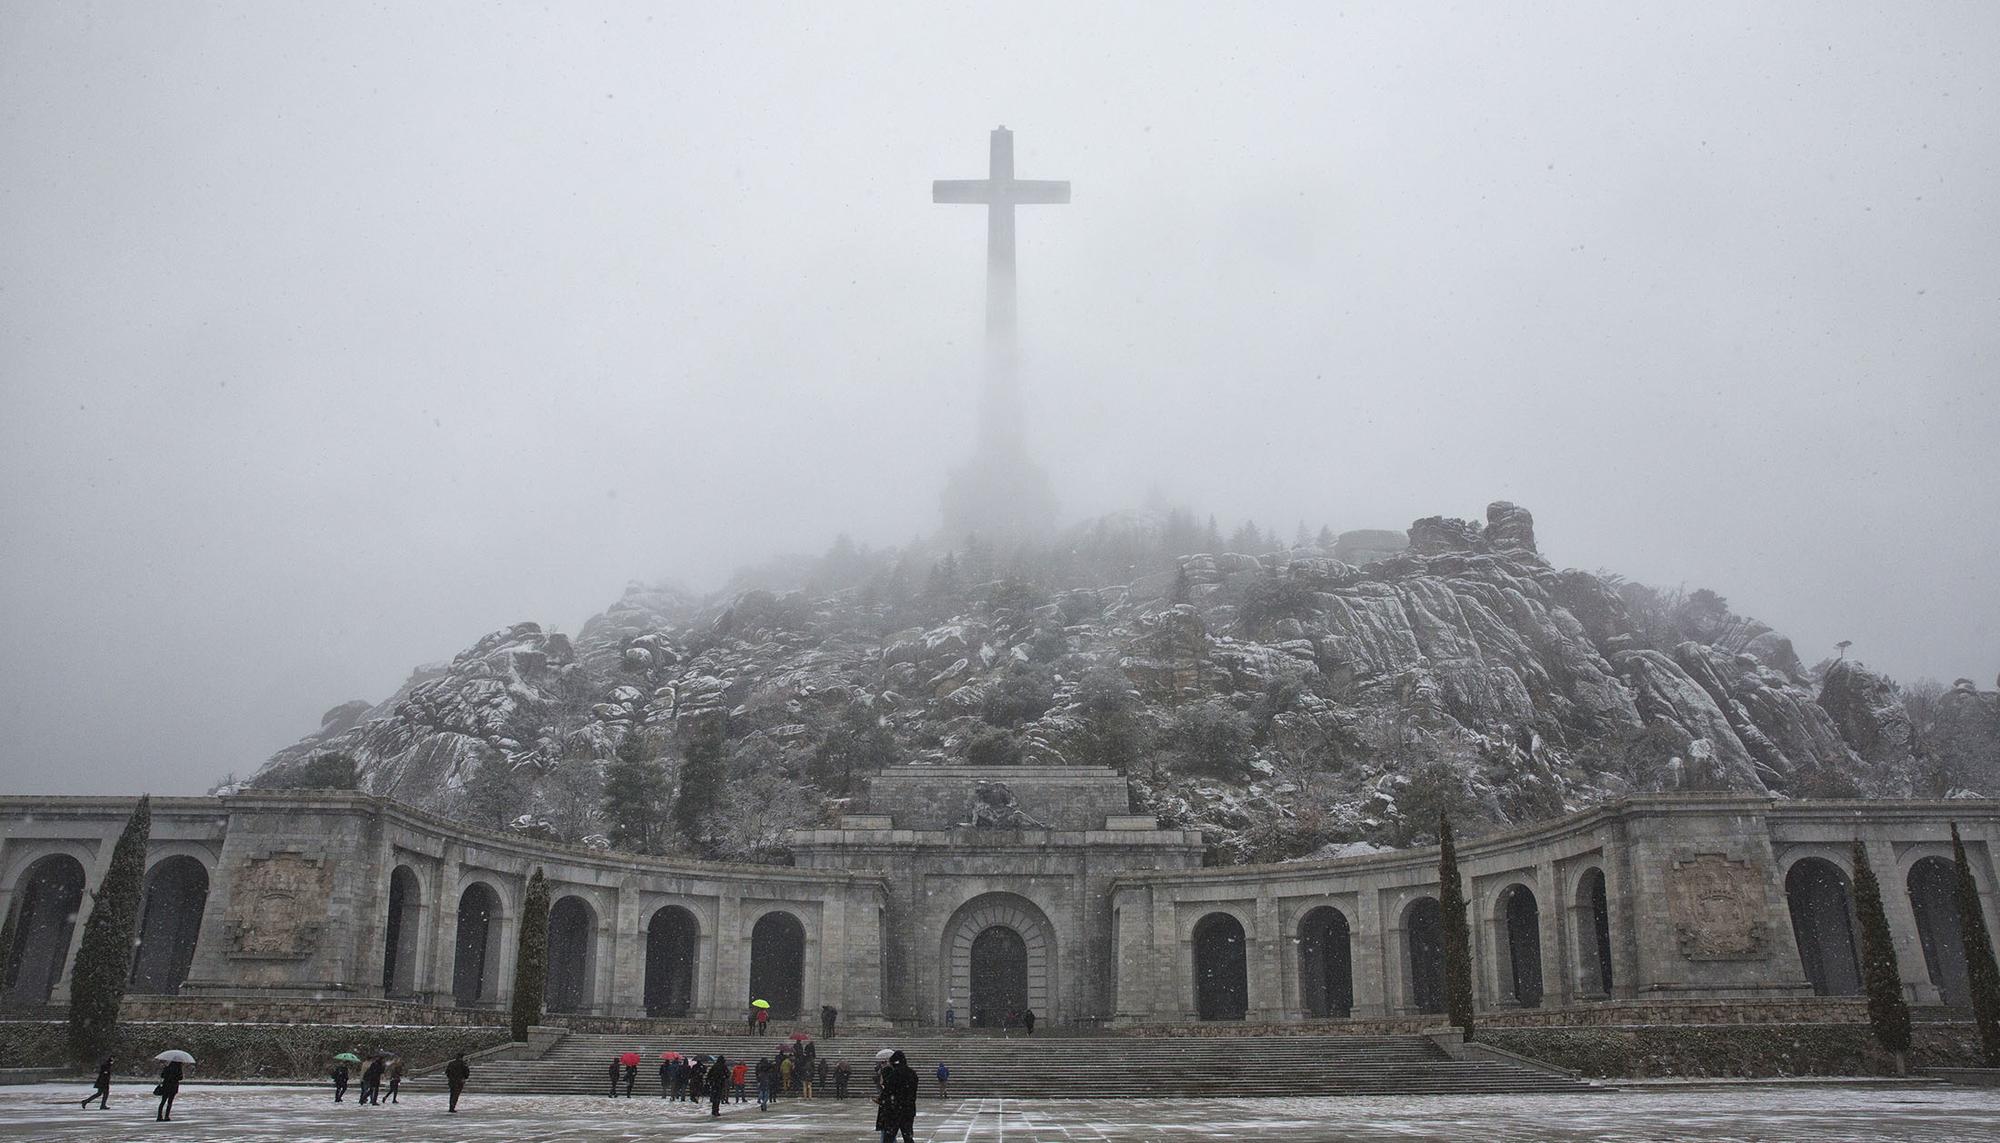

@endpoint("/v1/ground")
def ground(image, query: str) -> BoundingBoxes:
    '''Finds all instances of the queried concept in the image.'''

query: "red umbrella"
[789,1032,813,1042]
[660,1051,682,1061]
[620,1052,641,1067]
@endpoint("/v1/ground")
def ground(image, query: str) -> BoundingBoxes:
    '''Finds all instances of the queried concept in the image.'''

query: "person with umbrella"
[874,1049,918,1143]
[707,1053,728,1117]
[658,1053,673,1098]
[153,1051,191,1122]
[330,1053,358,1101]
[359,1053,386,1105]
[620,1051,640,1096]
[80,1057,112,1110]
[752,997,770,1035]
[444,1052,470,1113]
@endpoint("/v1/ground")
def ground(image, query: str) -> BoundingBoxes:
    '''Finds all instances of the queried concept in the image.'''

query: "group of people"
[78,1057,182,1121]
[329,1052,407,1105]
[943,1003,1036,1033]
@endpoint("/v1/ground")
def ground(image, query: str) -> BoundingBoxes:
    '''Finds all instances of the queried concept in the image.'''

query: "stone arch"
[1786,857,1860,996]
[452,881,505,1005]
[380,865,422,997]
[1496,883,1543,1007]
[545,894,598,1014]
[749,910,807,1019]
[1192,912,1249,1021]
[942,893,1056,1027]
[3,853,86,1003]
[1908,855,1973,1007]
[1403,896,1445,1015]
[1574,867,1614,997]
[644,905,700,1017]
[1297,905,1352,1018]
[130,856,209,995]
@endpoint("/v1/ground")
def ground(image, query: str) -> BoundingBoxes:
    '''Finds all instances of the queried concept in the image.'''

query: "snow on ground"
[0,1083,1995,1141]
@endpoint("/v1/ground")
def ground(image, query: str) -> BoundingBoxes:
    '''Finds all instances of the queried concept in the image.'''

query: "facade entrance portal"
[969,925,1029,1027]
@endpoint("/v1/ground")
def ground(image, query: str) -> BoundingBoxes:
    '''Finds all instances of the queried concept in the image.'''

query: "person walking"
[755,1058,772,1110]
[874,1049,918,1143]
[816,1055,829,1096]
[935,1062,949,1099]
[622,1059,638,1097]
[444,1052,470,1113]
[833,1059,851,1099]
[779,1052,794,1098]
[708,1054,728,1117]
[731,1059,747,1102]
[1022,1008,1036,1035]
[330,1062,350,1102]
[756,1006,770,1035]
[154,1059,182,1122]
[799,1055,814,1099]
[607,1057,622,1098]
[673,1057,689,1101]
[689,1058,707,1104]
[386,1056,405,1103]
[360,1054,385,1105]
[81,1058,112,1110]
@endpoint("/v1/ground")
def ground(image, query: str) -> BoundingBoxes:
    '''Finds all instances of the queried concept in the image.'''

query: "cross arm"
[933,179,1072,205]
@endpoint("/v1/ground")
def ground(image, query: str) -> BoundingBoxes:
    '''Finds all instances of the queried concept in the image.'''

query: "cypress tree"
[510,868,551,1042]
[1950,823,2000,1065]
[1851,840,1910,1070]
[0,901,18,994]
[1438,812,1476,1040]
[67,796,151,1065]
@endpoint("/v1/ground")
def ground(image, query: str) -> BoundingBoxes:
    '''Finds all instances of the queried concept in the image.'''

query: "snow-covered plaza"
[1,1083,1996,1141]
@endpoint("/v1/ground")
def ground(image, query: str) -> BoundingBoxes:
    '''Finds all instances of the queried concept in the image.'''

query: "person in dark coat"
[386,1056,405,1103]
[330,1062,349,1102]
[444,1053,470,1113]
[659,1057,672,1098]
[155,1059,182,1121]
[821,1004,838,1038]
[833,1059,851,1099]
[81,1057,112,1109]
[874,1049,918,1143]
[1022,1008,1036,1035]
[689,1058,707,1103]
[708,1054,728,1117]
[622,1060,637,1097]
[608,1057,622,1098]
[360,1054,386,1104]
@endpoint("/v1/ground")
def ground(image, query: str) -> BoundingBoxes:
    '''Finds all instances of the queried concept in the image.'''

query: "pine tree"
[1316,524,1336,551]
[67,797,150,1065]
[510,868,550,1042]
[1438,812,1476,1040]
[601,731,672,855]
[1950,823,2000,1065]
[1850,840,1910,1070]
[672,720,728,856]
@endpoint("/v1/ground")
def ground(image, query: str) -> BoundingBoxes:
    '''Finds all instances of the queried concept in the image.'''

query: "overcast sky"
[3,2,1996,796]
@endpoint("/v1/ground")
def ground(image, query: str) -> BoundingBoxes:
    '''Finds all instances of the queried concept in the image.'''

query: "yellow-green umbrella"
[750,999,771,1009]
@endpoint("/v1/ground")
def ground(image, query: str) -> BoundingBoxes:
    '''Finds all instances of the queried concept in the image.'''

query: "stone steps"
[408,1031,1595,1098]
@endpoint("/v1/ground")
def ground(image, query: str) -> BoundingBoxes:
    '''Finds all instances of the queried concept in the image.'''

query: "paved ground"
[0,1083,1995,1141]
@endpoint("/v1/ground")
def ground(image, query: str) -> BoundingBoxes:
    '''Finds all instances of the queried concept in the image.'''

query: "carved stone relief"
[223,851,332,959]
[1666,852,1768,960]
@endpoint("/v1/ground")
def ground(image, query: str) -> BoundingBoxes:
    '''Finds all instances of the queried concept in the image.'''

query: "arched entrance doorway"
[452,882,503,1005]
[1499,884,1543,1007]
[3,854,86,1003]
[1297,906,1352,1018]
[1576,867,1615,997]
[942,894,1055,1027]
[749,911,806,1019]
[1405,896,1444,1014]
[1908,856,1973,1007]
[1192,912,1248,1020]
[130,856,209,995]
[380,865,421,997]
[969,926,1028,1027]
[546,895,597,1013]
[645,905,699,1017]
[1786,858,1860,996]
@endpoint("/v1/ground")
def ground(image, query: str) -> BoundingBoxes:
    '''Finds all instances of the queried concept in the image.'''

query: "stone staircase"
[408,1029,1597,1098]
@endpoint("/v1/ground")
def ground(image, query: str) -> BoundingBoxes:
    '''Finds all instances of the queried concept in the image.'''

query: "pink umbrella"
[620,1052,641,1067]
[789,1032,813,1042]
[660,1051,682,1061]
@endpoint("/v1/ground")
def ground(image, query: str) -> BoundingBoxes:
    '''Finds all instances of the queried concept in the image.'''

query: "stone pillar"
[1251,892,1282,1021]
[1350,889,1387,1018]
[426,853,464,1001]
[594,888,621,1016]
[1535,862,1561,1009]
[1870,839,1936,1004]
[819,884,849,1018]
[711,891,743,1023]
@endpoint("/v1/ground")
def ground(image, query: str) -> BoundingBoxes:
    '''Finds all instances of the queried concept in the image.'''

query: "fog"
[2,3,1995,796]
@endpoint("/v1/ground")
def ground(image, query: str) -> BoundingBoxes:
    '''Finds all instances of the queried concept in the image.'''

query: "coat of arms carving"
[1666,852,1768,960]
[223,851,332,959]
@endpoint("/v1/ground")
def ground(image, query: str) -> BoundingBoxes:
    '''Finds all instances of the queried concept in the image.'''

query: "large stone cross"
[933,126,1070,353]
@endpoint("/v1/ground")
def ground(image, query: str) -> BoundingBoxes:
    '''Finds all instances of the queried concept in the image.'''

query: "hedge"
[1482,1022,1989,1079]
[0,1020,508,1080]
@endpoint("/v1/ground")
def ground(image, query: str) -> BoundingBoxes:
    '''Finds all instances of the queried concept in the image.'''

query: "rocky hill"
[249,502,1998,863]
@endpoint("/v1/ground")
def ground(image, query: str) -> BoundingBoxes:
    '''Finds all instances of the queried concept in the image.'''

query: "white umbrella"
[153,1050,196,1064]
[874,1048,895,1062]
